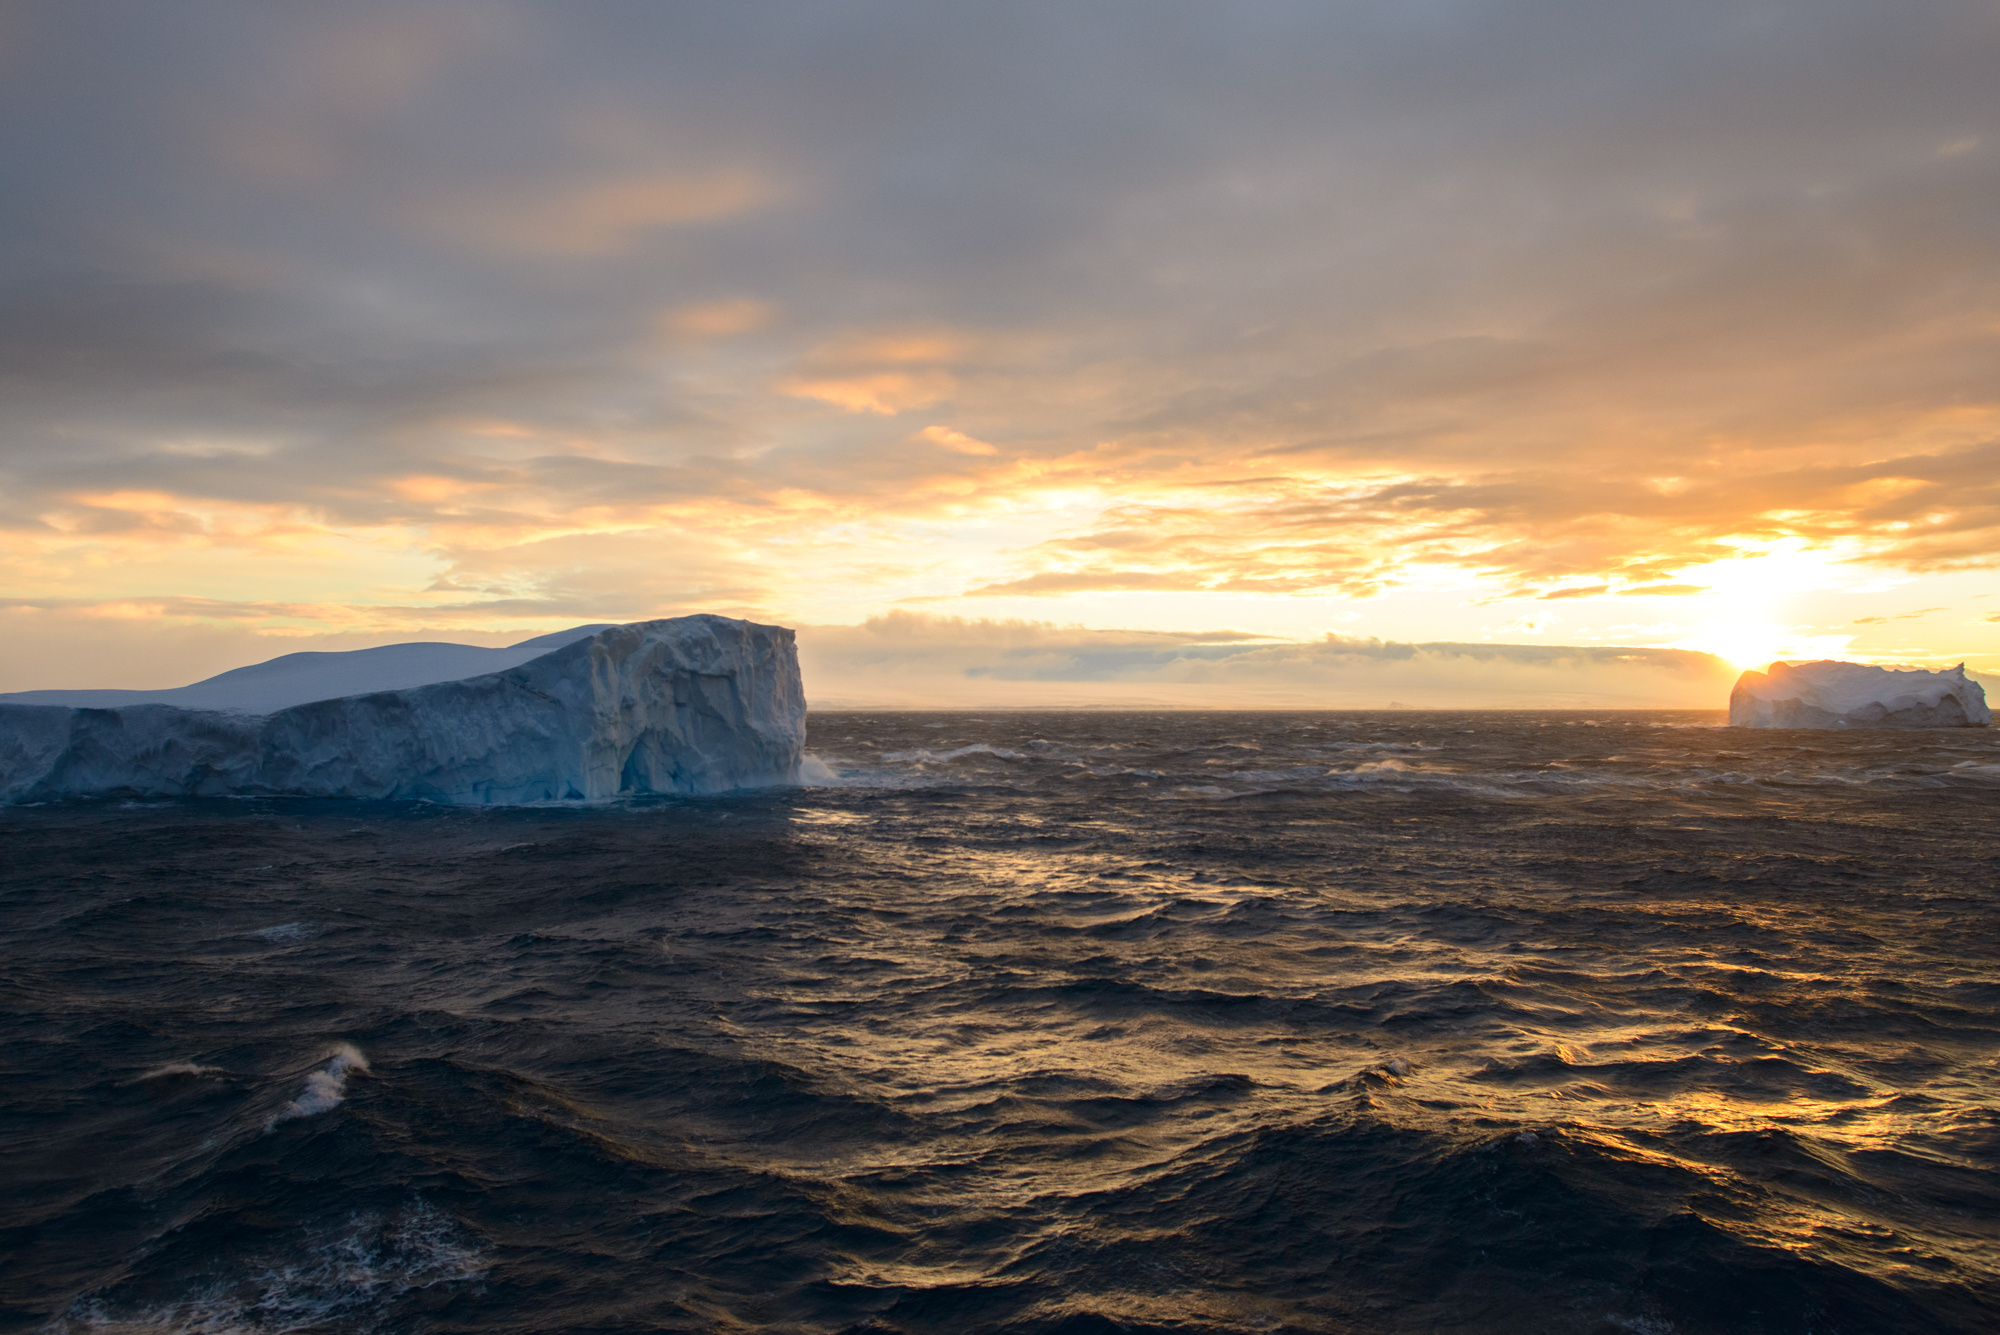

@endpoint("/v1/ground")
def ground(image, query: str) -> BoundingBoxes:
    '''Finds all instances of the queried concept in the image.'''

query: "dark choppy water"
[4,711,1999,1334]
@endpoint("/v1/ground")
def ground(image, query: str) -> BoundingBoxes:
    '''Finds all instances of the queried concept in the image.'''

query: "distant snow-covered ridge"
[0,623,620,715]
[1729,660,1991,729]
[0,616,805,803]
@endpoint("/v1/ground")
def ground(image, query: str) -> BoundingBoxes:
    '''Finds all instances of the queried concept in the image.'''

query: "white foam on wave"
[267,1043,368,1129]
[1337,759,1418,778]
[1322,740,1441,753]
[1165,785,1236,799]
[879,743,1026,764]
[1223,766,1333,783]
[133,1061,228,1082]
[252,922,314,942]
[1946,761,2000,780]
[51,1198,486,1334]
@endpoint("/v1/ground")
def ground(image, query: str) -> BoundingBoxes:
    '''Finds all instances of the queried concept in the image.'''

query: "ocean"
[3,710,1997,1334]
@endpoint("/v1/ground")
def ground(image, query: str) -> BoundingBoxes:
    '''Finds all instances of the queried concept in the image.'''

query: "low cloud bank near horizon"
[798,614,1742,709]
[14,605,1998,712]
[0,604,1742,708]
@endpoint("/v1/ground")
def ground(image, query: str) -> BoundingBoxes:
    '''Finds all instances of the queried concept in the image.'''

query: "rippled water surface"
[4,711,1998,1334]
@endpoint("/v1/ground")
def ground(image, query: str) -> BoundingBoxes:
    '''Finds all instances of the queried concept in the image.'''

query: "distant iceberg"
[1729,660,1991,729]
[0,616,805,802]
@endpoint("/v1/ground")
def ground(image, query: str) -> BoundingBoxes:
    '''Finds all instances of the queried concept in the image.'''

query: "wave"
[879,742,1028,764]
[9,710,1997,1333]
[129,1061,230,1084]
[808,738,2000,800]
[267,1043,368,1129]
[49,1199,485,1335]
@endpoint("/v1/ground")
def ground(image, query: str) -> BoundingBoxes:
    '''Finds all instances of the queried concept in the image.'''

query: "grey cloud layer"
[1,0,1996,601]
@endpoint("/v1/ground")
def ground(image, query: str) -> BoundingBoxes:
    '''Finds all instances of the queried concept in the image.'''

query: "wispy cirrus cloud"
[944,440,2000,604]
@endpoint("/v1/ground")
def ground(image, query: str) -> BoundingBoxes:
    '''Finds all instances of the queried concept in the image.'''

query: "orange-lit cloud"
[781,371,957,415]
[920,426,999,456]
[419,169,777,255]
[661,298,773,341]
[3,2,1999,692]
[778,328,979,414]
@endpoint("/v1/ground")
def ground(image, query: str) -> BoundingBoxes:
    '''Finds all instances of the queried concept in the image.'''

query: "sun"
[1665,541,1856,670]
[1674,618,1858,671]
[1675,621,1792,671]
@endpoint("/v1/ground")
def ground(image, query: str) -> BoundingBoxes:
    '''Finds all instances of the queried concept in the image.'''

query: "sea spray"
[132,1061,228,1082]
[268,1043,368,1128]
[51,1199,486,1334]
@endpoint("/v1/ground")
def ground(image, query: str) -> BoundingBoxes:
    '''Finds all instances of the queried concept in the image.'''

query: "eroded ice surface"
[1729,659,1992,728]
[0,616,804,802]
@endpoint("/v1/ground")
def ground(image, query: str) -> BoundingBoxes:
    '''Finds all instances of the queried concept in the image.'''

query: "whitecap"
[132,1061,228,1082]
[1223,766,1332,783]
[267,1043,368,1129]
[1334,760,1418,779]
[879,743,1026,764]
[52,1199,485,1334]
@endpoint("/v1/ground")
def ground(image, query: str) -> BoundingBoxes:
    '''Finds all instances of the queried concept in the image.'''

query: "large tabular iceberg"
[1729,660,1991,729]
[0,616,805,803]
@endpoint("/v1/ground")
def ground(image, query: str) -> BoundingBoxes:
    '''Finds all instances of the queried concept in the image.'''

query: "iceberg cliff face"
[1729,660,1991,729]
[0,616,805,803]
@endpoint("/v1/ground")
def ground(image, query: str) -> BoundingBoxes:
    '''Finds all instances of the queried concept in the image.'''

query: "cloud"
[940,441,2000,603]
[781,371,956,415]
[0,600,1740,710]
[798,613,1739,709]
[1853,607,1949,624]
[661,298,772,341]
[417,169,777,256]
[1,1,1998,658]
[777,328,977,414]
[919,425,998,455]
[964,569,1206,596]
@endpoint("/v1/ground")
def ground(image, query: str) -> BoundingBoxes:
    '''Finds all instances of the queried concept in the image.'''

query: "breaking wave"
[131,1062,228,1083]
[267,1043,368,1129]
[49,1200,485,1335]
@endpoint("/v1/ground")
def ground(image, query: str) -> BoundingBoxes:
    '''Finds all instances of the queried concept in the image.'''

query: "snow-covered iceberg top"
[0,615,804,803]
[1729,659,1991,729]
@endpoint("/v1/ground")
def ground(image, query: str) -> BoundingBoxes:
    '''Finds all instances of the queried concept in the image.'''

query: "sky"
[2,1,1997,705]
